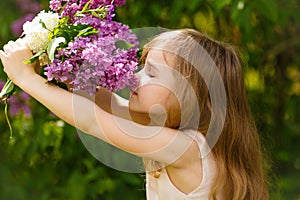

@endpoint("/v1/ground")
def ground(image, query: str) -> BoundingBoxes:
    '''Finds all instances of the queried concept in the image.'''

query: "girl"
[0,29,269,199]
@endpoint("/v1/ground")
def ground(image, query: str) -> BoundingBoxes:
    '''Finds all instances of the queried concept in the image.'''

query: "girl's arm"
[94,87,130,118]
[94,88,153,125]
[0,40,195,166]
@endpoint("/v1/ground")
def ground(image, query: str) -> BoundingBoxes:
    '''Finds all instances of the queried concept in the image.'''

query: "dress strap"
[183,129,213,159]
[183,129,216,186]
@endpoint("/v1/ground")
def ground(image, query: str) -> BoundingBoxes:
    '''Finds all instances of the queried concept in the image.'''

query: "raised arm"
[0,40,195,166]
[94,87,130,118]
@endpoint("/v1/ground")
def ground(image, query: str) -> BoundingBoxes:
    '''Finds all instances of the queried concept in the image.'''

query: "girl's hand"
[0,39,37,86]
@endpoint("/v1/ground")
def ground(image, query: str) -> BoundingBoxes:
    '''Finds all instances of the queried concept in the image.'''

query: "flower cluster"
[41,0,139,94]
[23,11,59,53]
[11,0,42,36]
[2,0,139,99]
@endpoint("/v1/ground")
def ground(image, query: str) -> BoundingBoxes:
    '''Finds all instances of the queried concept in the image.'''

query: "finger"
[8,41,15,45]
[15,38,26,47]
[0,50,7,59]
[3,41,14,53]
[8,40,20,50]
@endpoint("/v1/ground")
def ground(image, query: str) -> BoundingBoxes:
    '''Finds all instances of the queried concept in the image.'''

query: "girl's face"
[129,49,181,127]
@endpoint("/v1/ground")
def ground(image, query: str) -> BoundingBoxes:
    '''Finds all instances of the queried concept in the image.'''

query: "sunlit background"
[0,0,299,199]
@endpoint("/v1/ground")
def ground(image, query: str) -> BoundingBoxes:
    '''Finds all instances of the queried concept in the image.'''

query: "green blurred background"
[0,0,299,199]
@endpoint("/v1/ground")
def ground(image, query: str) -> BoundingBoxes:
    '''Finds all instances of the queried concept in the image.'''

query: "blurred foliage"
[0,0,300,199]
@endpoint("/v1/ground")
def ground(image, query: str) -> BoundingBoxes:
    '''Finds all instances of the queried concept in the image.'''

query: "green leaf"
[0,79,14,98]
[47,37,66,62]
[82,0,93,12]
[91,11,100,18]
[81,29,99,37]
[58,17,69,26]
[39,20,48,30]
[24,50,45,64]
[115,40,135,50]
[77,26,99,37]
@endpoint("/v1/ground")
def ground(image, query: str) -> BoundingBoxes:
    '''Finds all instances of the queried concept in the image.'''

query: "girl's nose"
[135,69,142,80]
[135,69,147,86]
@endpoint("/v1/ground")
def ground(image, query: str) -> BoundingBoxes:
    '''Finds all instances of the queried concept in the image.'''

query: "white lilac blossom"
[23,11,59,53]
[34,10,60,31]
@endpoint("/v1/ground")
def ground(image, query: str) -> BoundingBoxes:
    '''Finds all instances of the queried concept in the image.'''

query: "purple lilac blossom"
[16,0,41,14]
[45,0,139,95]
[0,81,31,117]
[50,0,124,22]
[11,14,35,36]
[8,92,31,117]
[11,0,42,36]
[50,0,125,12]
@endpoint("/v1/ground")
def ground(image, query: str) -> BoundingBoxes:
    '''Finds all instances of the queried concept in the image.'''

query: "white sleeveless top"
[146,130,218,200]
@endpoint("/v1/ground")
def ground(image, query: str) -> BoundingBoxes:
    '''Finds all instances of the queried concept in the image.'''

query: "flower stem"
[4,100,13,139]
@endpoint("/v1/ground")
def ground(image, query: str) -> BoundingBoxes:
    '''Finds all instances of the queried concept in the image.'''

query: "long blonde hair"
[141,29,269,200]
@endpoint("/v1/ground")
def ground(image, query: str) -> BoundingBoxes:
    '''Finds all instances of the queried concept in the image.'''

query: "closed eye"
[148,74,156,78]
[145,63,157,78]
[146,69,156,78]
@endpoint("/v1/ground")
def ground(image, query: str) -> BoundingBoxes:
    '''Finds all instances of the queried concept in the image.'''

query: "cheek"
[130,85,170,112]
[128,90,151,112]
[128,94,139,110]
[135,93,158,110]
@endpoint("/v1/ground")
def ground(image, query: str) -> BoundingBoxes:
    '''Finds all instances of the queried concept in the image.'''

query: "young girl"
[0,29,269,199]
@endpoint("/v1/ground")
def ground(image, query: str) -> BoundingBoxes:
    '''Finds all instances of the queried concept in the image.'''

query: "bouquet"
[0,0,139,139]
[0,0,139,99]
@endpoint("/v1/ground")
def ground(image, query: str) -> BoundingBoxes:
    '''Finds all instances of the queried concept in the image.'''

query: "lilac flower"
[23,11,60,53]
[8,93,31,117]
[61,3,81,21]
[50,0,121,22]
[11,0,42,37]
[50,0,125,17]
[49,0,62,12]
[11,14,35,36]
[111,0,126,6]
[16,0,41,14]
[5,1,137,115]
[72,34,138,93]
[44,0,139,95]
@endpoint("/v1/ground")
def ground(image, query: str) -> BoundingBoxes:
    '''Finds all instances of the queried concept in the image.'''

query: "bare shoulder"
[166,138,203,194]
[169,137,201,168]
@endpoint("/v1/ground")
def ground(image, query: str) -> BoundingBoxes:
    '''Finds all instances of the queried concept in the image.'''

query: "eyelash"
[146,69,155,78]
[148,73,155,78]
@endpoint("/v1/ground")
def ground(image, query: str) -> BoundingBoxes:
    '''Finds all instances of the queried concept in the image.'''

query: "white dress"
[146,130,218,200]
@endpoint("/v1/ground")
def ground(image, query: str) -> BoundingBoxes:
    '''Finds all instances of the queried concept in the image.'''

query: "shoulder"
[169,133,201,168]
[163,130,217,194]
[163,130,205,194]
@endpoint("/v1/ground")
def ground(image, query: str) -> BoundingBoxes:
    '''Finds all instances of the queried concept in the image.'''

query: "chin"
[128,108,152,126]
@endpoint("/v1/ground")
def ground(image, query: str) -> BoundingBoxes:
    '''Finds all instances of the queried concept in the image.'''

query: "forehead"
[146,50,165,64]
[145,49,176,68]
[143,50,178,90]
